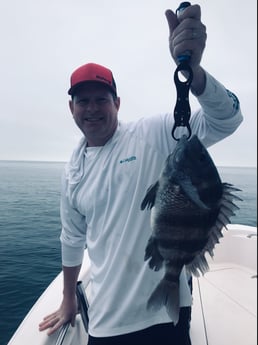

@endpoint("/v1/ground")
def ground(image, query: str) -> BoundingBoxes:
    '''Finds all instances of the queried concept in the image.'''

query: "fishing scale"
[172,2,193,141]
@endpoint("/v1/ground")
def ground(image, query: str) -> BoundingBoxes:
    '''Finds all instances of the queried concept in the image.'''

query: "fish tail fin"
[147,280,180,324]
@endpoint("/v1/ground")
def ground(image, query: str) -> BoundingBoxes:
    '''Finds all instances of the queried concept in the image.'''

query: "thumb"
[165,9,178,36]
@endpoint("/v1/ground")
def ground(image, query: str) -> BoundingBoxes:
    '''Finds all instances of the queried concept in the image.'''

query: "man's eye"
[77,99,88,105]
[97,98,108,104]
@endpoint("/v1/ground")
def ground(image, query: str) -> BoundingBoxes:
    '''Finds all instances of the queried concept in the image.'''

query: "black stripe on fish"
[157,238,208,252]
[155,210,219,228]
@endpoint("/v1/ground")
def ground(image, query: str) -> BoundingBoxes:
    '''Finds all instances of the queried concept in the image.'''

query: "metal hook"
[172,122,192,141]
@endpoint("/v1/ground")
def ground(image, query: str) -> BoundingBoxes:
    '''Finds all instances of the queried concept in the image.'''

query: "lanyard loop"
[172,60,193,141]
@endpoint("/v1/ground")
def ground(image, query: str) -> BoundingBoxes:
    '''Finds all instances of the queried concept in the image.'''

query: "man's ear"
[69,99,74,115]
[115,97,121,111]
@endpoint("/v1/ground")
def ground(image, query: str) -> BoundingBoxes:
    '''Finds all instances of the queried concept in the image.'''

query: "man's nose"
[85,100,99,112]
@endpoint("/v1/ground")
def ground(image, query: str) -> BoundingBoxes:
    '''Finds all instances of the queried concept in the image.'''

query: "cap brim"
[68,80,116,96]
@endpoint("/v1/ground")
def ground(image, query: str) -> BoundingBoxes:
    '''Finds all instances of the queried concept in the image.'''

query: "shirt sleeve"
[60,170,87,267]
[189,71,243,147]
[133,70,243,155]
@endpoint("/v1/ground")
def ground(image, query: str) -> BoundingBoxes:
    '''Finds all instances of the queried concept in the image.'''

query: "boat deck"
[191,263,257,345]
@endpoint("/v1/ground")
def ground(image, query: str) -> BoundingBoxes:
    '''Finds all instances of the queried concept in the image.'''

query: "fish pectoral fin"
[144,237,164,271]
[179,177,209,210]
[147,280,180,325]
[141,181,159,210]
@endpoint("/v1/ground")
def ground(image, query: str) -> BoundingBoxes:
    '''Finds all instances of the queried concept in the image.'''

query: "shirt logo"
[119,156,136,164]
[226,89,240,111]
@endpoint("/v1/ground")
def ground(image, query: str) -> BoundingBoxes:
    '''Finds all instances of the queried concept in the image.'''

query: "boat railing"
[54,273,91,345]
[55,324,70,345]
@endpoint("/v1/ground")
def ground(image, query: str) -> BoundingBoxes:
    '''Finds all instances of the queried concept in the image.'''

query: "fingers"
[173,24,207,47]
[177,4,201,22]
[47,319,65,336]
[39,313,61,334]
[38,311,73,335]
[165,9,178,36]
[165,4,201,37]
[39,297,78,336]
[165,4,206,68]
[38,312,57,330]
[171,5,205,43]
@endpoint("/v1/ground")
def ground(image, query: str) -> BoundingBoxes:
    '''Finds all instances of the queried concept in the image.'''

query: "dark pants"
[88,307,192,345]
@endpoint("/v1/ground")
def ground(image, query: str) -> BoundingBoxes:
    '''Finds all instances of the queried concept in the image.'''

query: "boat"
[7,224,257,345]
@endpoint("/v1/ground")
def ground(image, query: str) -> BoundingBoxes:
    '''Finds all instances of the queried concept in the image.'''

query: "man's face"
[69,82,120,146]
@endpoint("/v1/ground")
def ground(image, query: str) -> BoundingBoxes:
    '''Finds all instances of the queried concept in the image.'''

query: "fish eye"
[175,155,181,163]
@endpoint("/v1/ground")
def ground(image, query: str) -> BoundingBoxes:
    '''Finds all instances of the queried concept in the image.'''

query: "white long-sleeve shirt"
[60,72,243,337]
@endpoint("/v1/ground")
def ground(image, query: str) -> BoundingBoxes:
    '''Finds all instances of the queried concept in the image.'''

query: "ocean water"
[0,161,256,345]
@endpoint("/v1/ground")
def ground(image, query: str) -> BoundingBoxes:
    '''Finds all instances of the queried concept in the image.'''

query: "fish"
[141,134,241,324]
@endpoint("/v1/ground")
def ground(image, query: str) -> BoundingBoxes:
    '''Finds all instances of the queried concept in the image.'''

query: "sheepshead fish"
[141,134,241,323]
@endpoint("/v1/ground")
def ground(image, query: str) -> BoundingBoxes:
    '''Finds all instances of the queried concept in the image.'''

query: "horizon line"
[0,159,256,169]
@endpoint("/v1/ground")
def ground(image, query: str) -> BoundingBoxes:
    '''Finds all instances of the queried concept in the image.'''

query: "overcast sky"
[0,0,256,167]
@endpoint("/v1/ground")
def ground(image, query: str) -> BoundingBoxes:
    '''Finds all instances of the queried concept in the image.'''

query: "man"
[39,4,243,345]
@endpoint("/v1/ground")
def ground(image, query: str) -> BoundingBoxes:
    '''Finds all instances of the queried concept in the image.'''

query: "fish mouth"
[187,134,202,147]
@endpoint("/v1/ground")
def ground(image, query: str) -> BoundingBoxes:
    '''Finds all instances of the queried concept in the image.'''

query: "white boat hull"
[7,224,257,345]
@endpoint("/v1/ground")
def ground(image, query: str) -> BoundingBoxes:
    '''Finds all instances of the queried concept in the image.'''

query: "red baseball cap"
[68,62,117,96]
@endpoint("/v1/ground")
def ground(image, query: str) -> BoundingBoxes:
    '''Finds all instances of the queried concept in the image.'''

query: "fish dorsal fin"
[141,181,159,210]
[186,183,242,276]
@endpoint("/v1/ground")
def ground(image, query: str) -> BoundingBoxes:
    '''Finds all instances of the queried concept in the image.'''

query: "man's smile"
[84,117,104,122]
